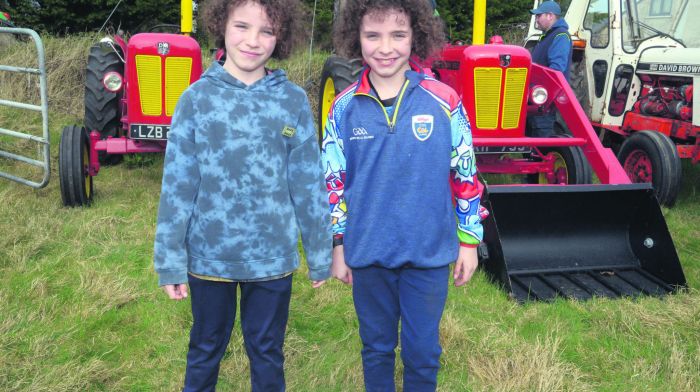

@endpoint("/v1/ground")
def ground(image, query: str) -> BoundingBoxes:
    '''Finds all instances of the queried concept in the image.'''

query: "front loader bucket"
[480,184,687,302]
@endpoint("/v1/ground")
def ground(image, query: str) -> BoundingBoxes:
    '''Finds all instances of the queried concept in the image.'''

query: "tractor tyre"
[84,43,124,165]
[528,136,592,184]
[317,56,363,144]
[569,57,590,119]
[59,125,94,207]
[617,130,682,207]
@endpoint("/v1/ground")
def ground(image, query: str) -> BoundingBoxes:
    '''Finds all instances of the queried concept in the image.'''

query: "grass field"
[1,35,699,391]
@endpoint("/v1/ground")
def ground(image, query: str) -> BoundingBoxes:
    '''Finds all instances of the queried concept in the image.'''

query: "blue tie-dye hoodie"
[153,61,331,286]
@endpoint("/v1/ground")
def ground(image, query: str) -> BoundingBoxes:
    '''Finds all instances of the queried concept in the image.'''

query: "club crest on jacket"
[412,115,433,141]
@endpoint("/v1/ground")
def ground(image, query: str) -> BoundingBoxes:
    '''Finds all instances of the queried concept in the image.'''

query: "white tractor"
[527,0,700,206]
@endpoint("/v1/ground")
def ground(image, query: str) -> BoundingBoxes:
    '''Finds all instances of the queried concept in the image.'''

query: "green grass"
[1,36,699,391]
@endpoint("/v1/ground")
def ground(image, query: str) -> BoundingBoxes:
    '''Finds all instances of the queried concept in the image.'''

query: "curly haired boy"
[154,1,330,390]
[322,1,483,390]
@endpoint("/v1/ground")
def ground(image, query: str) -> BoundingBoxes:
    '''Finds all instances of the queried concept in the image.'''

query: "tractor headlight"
[530,85,548,105]
[103,72,123,93]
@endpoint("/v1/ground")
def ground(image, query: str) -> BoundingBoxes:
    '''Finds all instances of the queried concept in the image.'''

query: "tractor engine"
[635,48,700,125]
[633,76,693,122]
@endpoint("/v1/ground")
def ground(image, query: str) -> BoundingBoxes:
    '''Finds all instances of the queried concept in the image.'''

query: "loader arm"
[529,63,630,184]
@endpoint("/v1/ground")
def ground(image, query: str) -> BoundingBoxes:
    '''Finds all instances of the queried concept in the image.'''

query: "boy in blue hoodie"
[322,1,483,391]
[153,1,330,390]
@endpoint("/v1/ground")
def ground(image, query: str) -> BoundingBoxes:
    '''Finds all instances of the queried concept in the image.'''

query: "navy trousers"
[526,112,556,137]
[352,265,450,392]
[183,274,293,392]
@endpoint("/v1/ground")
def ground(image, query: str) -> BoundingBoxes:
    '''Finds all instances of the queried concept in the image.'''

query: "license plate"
[129,124,170,140]
[474,146,531,154]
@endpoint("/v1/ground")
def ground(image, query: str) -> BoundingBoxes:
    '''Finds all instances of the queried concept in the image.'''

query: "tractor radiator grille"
[135,55,193,117]
[135,55,162,116]
[474,68,502,129]
[473,67,528,130]
[502,68,527,129]
[165,57,193,116]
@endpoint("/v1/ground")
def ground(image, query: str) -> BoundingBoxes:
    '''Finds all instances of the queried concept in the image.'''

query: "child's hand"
[311,280,326,288]
[163,283,189,300]
[331,245,353,285]
[454,246,478,287]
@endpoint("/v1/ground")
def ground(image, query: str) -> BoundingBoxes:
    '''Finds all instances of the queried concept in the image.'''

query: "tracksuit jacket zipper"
[356,80,410,134]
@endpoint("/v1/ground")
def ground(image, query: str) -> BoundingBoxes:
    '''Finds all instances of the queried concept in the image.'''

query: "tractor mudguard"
[479,183,687,302]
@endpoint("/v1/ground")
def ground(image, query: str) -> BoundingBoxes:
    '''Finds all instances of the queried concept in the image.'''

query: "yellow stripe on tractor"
[473,67,502,129]
[165,57,193,116]
[501,68,528,129]
[135,55,162,116]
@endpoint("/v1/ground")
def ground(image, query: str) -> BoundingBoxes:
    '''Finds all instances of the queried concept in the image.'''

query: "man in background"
[528,1,572,137]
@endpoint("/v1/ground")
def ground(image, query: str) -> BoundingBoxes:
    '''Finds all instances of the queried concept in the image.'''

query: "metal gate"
[0,27,50,188]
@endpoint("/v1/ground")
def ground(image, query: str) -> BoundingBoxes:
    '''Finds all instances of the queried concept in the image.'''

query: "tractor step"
[480,184,687,302]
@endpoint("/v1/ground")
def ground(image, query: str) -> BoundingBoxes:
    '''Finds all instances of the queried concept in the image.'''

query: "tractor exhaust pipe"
[472,0,486,45]
[181,0,194,36]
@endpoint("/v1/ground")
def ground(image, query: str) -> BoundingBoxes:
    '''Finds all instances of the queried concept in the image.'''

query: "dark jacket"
[532,18,572,80]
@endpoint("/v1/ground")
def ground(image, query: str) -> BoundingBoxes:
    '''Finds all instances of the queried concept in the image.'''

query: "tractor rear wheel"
[59,125,94,207]
[617,130,682,207]
[570,57,590,119]
[317,56,363,143]
[85,43,123,165]
[528,136,592,184]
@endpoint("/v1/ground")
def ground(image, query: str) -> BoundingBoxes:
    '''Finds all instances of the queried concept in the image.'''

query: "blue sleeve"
[287,96,332,281]
[548,33,571,73]
[153,92,200,286]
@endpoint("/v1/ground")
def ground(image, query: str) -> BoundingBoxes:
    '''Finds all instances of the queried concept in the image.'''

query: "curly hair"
[333,0,445,60]
[203,0,307,60]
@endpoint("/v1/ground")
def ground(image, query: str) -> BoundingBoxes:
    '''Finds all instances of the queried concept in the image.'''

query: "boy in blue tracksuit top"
[153,1,330,390]
[323,1,483,390]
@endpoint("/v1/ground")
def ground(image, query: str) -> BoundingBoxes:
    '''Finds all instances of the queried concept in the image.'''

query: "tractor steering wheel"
[148,24,181,33]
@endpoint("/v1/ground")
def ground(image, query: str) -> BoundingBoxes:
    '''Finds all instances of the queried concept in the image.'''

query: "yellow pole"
[181,0,193,36]
[473,0,486,45]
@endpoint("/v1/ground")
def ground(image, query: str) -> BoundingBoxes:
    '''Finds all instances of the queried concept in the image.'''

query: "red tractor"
[59,1,202,206]
[318,1,687,301]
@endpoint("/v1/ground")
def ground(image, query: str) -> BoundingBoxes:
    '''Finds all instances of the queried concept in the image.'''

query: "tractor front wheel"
[617,130,682,207]
[528,136,592,184]
[85,42,124,165]
[59,125,94,207]
[317,56,363,144]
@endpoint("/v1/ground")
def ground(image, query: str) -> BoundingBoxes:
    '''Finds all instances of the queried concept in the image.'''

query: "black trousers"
[183,274,293,392]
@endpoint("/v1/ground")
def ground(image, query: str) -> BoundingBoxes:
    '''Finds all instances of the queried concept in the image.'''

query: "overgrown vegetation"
[1,34,699,392]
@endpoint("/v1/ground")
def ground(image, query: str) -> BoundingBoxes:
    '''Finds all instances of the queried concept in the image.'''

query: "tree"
[301,0,536,51]
[303,0,335,51]
[5,0,538,45]
[5,0,179,35]
[437,0,534,43]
